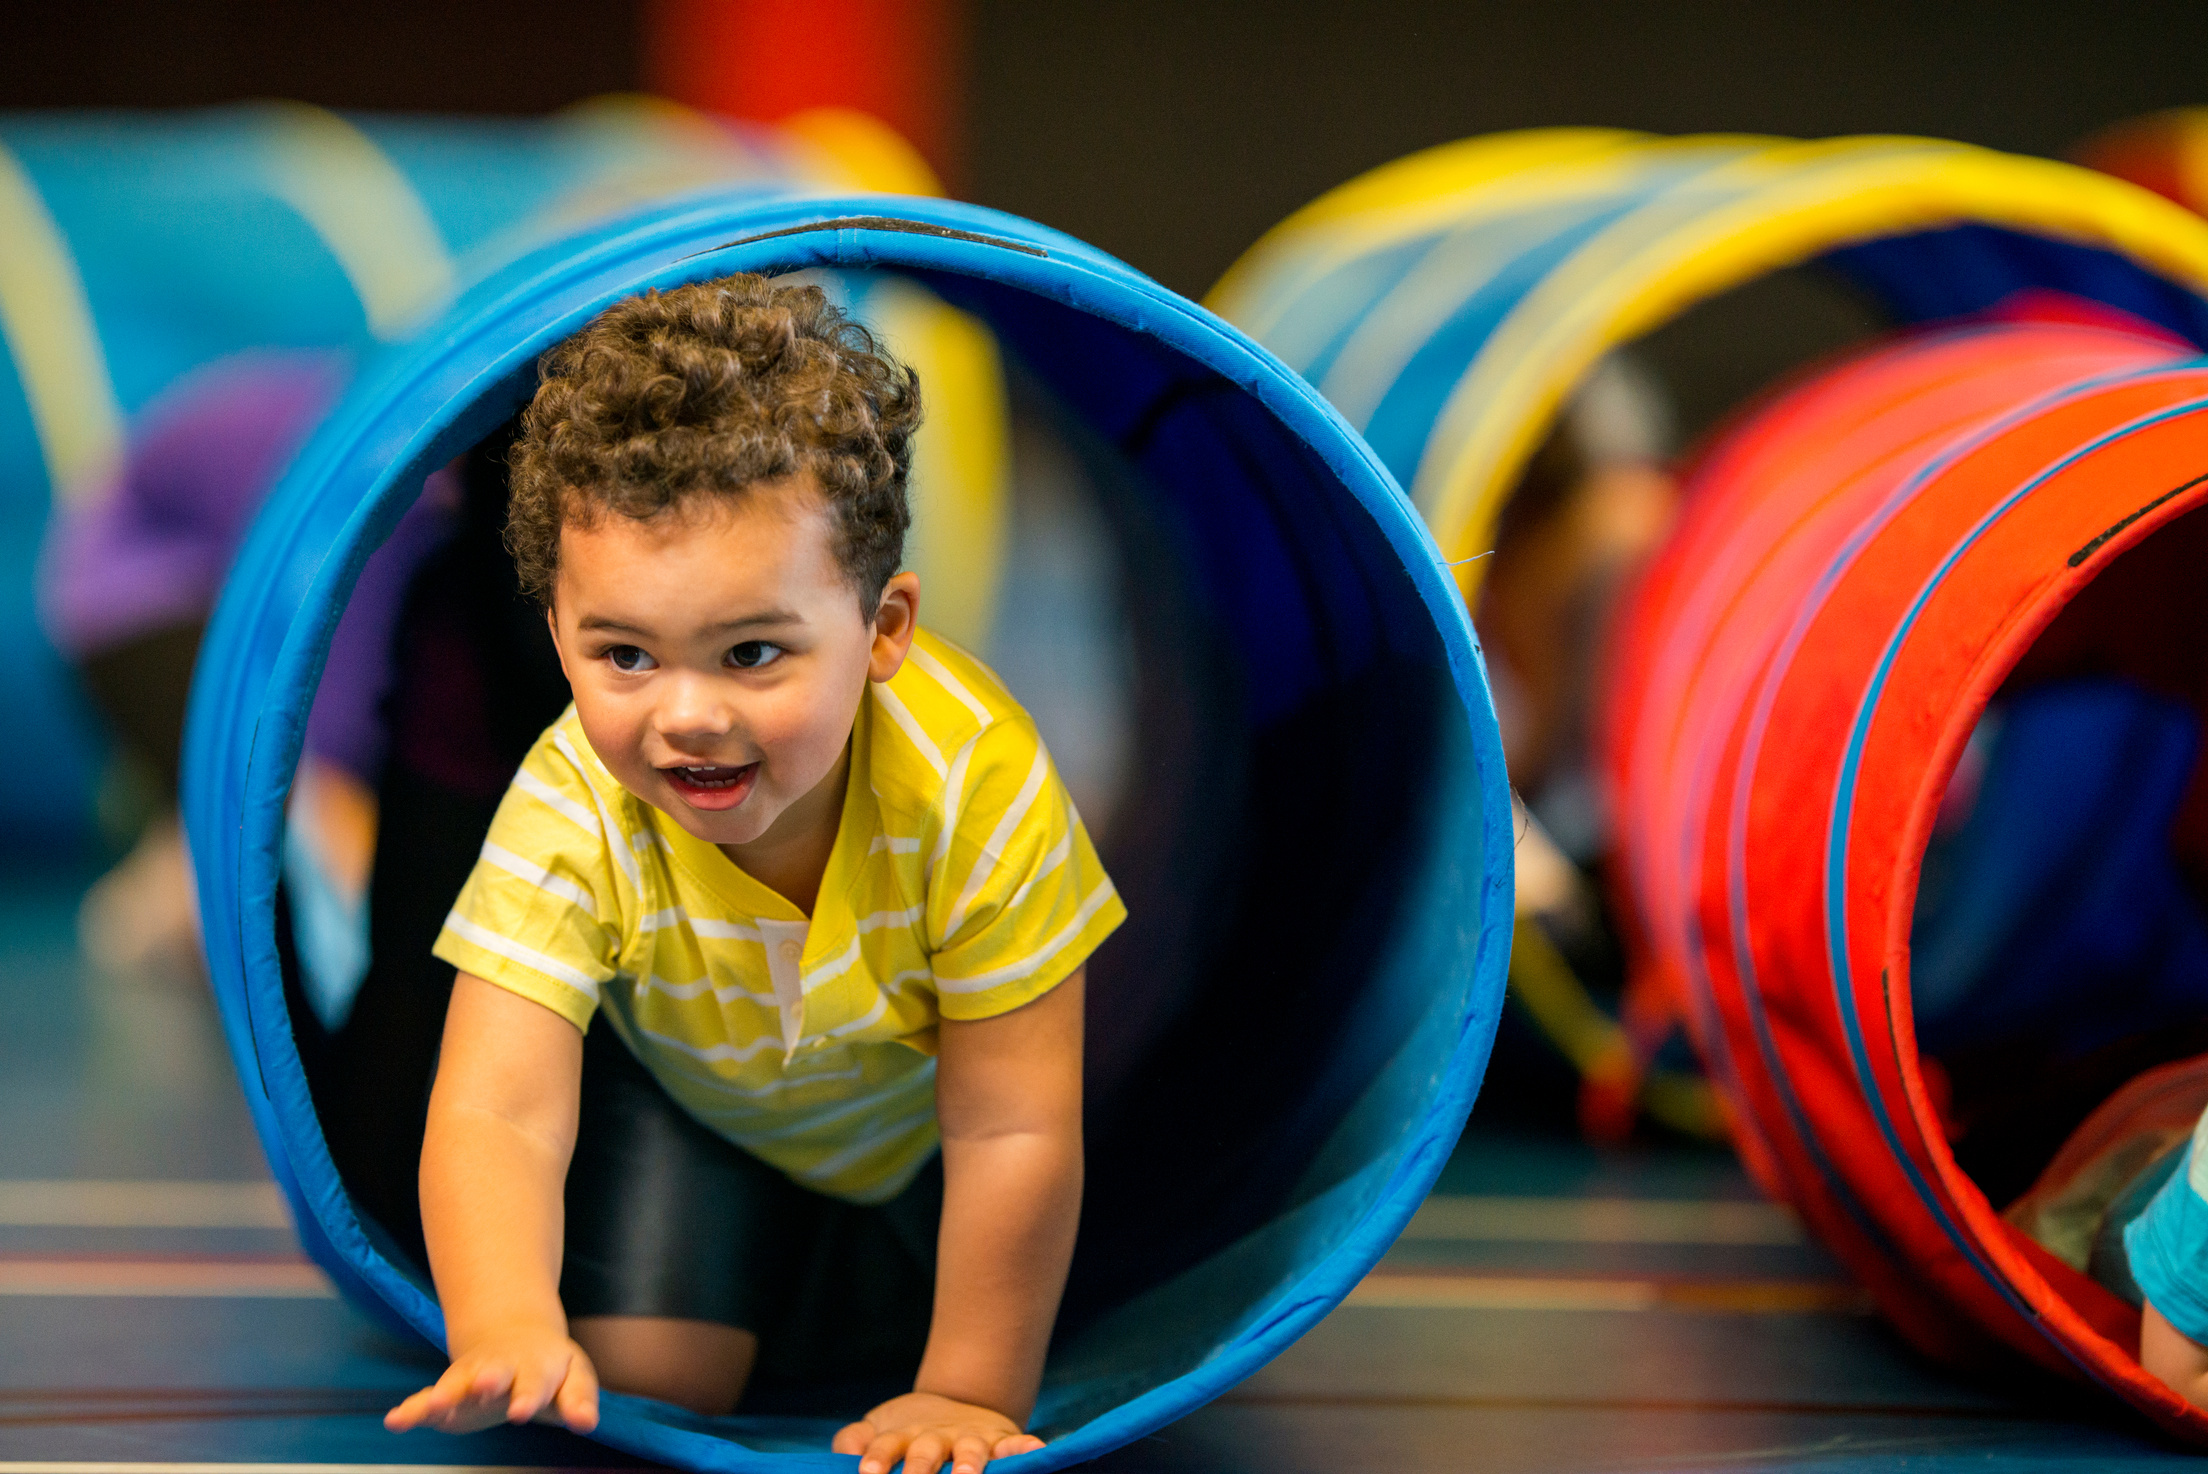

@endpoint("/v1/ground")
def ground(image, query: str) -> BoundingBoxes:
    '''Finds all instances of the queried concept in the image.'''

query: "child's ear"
[545,604,575,683]
[868,571,921,682]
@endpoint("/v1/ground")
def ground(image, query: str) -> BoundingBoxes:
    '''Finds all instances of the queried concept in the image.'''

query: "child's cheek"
[756,683,847,786]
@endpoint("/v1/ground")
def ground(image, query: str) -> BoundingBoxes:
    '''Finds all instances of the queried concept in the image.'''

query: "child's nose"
[654,672,737,743]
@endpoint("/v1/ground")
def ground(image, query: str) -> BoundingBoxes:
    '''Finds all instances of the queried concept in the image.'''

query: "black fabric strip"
[682,215,1050,263]
[2067,469,2208,567]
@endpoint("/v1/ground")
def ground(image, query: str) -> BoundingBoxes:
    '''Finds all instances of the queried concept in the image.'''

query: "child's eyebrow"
[576,615,653,635]
[574,611,803,635]
[704,610,804,633]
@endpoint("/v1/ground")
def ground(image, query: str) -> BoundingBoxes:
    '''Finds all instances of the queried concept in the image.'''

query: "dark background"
[6,0,2204,297]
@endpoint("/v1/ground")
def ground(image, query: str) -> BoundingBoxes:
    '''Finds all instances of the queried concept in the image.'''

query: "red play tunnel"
[1604,313,2208,1435]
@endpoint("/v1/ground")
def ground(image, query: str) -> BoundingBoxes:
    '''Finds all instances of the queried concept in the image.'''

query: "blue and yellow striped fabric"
[1209,130,2208,602]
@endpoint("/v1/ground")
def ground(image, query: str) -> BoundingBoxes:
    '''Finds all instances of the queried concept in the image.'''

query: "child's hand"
[384,1326,600,1436]
[832,1391,1043,1474]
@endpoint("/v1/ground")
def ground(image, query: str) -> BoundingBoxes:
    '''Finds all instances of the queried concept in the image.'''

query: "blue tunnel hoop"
[183,188,1513,1471]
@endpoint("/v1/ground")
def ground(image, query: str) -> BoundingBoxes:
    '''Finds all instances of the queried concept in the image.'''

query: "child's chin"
[653,792,769,846]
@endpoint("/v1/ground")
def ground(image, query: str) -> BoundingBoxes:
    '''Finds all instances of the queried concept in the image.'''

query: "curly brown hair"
[507,273,921,610]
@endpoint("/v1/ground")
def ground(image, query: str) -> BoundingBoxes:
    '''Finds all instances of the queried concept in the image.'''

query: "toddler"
[382,275,1123,1474]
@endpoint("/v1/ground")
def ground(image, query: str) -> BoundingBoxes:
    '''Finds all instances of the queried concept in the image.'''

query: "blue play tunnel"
[181,191,1512,1470]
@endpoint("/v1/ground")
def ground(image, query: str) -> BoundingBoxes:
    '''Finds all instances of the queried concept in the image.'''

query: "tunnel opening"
[1913,501,2208,1279]
[187,200,1508,1468]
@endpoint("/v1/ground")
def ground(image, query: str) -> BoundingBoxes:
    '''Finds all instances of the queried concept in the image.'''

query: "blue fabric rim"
[180,188,1514,1472]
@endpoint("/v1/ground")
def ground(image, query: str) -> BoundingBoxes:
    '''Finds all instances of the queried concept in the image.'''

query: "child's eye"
[727,641,783,670]
[605,645,657,673]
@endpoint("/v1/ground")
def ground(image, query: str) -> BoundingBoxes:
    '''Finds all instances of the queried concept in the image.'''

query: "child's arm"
[834,968,1087,1474]
[384,973,600,1435]
[2143,1300,2208,1410]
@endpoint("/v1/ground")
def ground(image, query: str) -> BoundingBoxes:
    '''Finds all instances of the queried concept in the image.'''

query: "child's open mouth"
[661,762,759,811]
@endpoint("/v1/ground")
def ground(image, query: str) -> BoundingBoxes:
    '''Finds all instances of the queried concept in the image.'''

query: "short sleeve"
[432,727,624,1031]
[926,716,1126,1022]
[2127,1113,2208,1345]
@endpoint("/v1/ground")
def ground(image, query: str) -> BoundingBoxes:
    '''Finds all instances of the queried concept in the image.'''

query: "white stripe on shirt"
[723,1060,935,1132]
[637,972,779,1006]
[930,735,978,871]
[798,1103,942,1181]
[635,1026,785,1066]
[513,768,600,836]
[688,915,766,942]
[811,991,889,1042]
[802,935,864,993]
[443,911,605,998]
[479,840,597,917]
[946,747,1050,936]
[553,730,641,891]
[690,1064,870,1102]
[1006,831,1072,913]
[856,904,925,934]
[934,877,1118,993]
[631,906,763,943]
[873,683,946,777]
[906,644,995,726]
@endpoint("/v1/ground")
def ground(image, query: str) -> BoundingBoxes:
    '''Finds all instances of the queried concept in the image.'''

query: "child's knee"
[570,1315,757,1416]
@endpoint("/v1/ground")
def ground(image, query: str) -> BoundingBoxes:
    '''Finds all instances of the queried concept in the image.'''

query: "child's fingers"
[383,1385,442,1432]
[413,1360,509,1434]
[860,1429,914,1474]
[832,1420,878,1456]
[507,1359,556,1424]
[551,1353,601,1434]
[990,1434,1044,1460]
[948,1432,993,1474]
[401,1363,480,1427]
[900,1431,950,1474]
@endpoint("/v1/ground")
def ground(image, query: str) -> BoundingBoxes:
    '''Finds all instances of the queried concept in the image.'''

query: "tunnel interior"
[1911,504,2208,1238]
[248,259,1498,1446]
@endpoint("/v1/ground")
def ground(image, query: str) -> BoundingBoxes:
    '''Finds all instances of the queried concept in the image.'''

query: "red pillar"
[642,0,967,193]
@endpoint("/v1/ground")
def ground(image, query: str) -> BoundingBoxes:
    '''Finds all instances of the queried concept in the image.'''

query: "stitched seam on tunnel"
[682,215,1052,261]
[441,912,605,998]
[1824,389,2208,1354]
[2067,468,2208,567]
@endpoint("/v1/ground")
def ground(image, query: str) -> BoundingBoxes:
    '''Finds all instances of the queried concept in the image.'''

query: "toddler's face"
[546,474,915,850]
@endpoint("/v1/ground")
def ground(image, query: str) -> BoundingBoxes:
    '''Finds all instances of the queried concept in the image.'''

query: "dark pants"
[562,1026,941,1387]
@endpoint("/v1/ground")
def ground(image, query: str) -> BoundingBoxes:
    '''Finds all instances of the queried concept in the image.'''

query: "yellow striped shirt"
[432,629,1124,1203]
